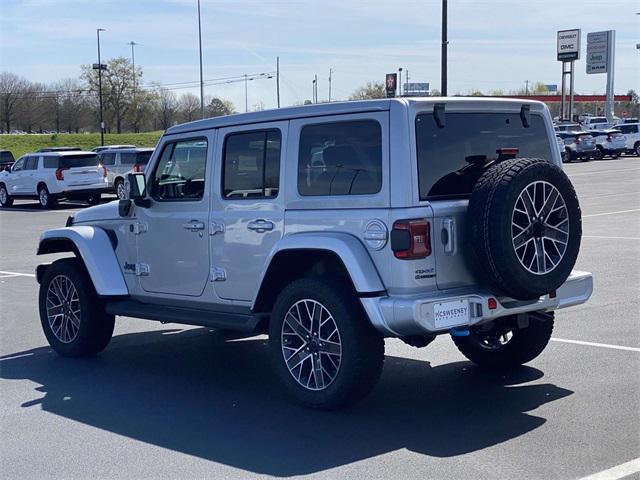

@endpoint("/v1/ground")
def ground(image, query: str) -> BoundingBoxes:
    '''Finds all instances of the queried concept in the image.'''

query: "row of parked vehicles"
[0,145,153,208]
[554,119,640,162]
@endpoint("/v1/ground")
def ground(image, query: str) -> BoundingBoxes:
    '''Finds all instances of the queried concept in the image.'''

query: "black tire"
[452,312,554,368]
[38,184,57,209]
[467,157,582,300]
[269,277,384,409]
[635,142,640,157]
[86,193,101,205]
[0,184,13,207]
[38,258,114,357]
[593,146,604,160]
[565,148,573,162]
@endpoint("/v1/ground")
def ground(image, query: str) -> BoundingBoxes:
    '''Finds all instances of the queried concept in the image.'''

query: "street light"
[197,0,204,118]
[96,28,106,146]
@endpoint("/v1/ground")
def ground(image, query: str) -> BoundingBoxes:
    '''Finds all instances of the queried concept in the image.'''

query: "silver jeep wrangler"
[36,98,593,409]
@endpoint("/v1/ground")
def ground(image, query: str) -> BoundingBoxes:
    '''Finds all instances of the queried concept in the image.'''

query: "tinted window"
[100,153,117,166]
[120,151,152,165]
[618,125,638,135]
[25,157,39,170]
[298,120,382,196]
[416,113,553,200]
[43,157,59,169]
[12,158,26,171]
[222,130,281,199]
[150,139,207,201]
[0,151,14,162]
[59,154,99,168]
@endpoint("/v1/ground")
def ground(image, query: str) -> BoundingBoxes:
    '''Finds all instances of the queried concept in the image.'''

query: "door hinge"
[210,267,227,282]
[209,221,225,236]
[135,263,150,276]
[131,222,148,235]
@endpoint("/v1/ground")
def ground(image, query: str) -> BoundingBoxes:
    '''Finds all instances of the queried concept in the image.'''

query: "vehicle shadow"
[0,328,573,476]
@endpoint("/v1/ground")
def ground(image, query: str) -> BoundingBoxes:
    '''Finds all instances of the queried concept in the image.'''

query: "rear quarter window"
[58,154,100,169]
[416,112,553,200]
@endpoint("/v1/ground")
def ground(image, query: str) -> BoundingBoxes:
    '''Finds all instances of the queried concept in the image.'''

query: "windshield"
[416,112,553,200]
[58,154,100,168]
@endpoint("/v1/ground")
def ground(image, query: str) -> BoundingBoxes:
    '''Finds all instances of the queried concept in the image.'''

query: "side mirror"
[127,172,151,208]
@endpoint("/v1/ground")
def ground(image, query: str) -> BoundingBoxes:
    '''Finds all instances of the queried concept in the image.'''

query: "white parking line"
[578,457,640,480]
[582,209,640,218]
[582,235,640,240]
[580,191,639,200]
[0,271,36,278]
[568,167,640,177]
[552,338,640,353]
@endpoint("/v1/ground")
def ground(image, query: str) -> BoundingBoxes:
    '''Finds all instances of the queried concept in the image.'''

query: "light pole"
[328,68,333,102]
[128,41,138,98]
[276,56,280,108]
[312,75,317,103]
[96,28,105,146]
[197,0,204,118]
[398,67,403,97]
[244,74,249,112]
[441,0,448,96]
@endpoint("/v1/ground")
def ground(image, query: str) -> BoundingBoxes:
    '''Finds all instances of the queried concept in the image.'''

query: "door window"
[100,153,117,166]
[25,157,39,170]
[12,158,26,172]
[297,120,382,196]
[150,138,208,201]
[222,129,281,199]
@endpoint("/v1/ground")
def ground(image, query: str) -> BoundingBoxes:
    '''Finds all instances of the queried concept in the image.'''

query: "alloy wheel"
[39,188,48,206]
[0,186,7,204]
[46,274,81,343]
[281,299,342,391]
[511,180,569,275]
[116,181,127,200]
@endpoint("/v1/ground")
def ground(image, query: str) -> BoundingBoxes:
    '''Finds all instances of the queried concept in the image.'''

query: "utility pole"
[96,28,105,146]
[398,67,403,96]
[197,0,204,118]
[312,75,317,103]
[276,56,280,108]
[128,41,138,98]
[244,74,248,112]
[441,0,448,96]
[525,79,530,95]
[328,68,333,102]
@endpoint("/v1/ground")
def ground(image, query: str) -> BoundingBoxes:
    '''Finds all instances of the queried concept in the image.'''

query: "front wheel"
[115,179,127,200]
[269,278,384,409]
[39,258,115,357]
[635,143,640,157]
[0,184,13,207]
[452,312,554,368]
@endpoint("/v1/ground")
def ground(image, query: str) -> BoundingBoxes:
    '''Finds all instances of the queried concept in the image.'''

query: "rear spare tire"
[467,157,581,300]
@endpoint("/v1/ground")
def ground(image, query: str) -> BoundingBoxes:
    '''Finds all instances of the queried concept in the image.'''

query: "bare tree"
[178,92,201,123]
[156,87,178,129]
[0,72,28,132]
[349,81,385,100]
[17,82,49,133]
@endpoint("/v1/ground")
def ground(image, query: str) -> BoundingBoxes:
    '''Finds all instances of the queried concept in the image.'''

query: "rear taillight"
[606,135,612,142]
[391,219,431,259]
[575,137,582,144]
[55,168,65,180]
[133,164,141,173]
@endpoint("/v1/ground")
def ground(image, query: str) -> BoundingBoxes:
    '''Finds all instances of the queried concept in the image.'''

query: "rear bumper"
[601,147,625,155]
[361,270,593,337]
[56,185,109,198]
[573,149,596,158]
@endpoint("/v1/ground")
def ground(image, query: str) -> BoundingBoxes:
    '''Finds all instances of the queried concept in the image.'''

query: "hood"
[73,200,122,224]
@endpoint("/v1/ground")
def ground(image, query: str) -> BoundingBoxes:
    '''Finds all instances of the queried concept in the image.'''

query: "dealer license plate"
[433,300,470,329]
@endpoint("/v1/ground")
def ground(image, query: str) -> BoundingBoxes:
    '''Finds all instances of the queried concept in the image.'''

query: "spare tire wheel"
[467,157,581,300]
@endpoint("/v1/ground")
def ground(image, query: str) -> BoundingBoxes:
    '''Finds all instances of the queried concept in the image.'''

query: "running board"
[105,300,263,333]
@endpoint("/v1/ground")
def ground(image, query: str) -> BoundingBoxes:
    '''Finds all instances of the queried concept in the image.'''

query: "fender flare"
[37,226,128,296]
[251,232,385,310]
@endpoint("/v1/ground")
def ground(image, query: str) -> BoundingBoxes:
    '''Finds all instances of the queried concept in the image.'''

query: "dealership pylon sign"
[557,29,581,121]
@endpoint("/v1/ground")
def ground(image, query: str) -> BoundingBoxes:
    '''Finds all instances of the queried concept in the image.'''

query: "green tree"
[349,81,385,100]
[206,97,235,117]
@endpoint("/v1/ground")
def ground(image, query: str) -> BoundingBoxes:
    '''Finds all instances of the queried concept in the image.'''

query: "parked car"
[559,131,597,161]
[616,123,640,156]
[0,150,15,171]
[555,135,567,162]
[581,116,611,131]
[34,98,592,409]
[615,118,638,125]
[37,147,82,153]
[98,147,154,199]
[589,129,627,159]
[92,144,135,153]
[0,151,108,208]
[554,122,583,133]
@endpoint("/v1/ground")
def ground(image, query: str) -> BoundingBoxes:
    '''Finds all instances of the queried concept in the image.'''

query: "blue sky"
[1,0,638,111]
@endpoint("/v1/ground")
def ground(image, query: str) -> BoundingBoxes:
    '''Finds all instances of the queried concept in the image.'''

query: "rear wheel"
[0,184,13,207]
[38,184,57,209]
[593,146,604,160]
[39,258,114,357]
[269,277,384,409]
[115,179,127,200]
[452,312,554,368]
[635,142,640,157]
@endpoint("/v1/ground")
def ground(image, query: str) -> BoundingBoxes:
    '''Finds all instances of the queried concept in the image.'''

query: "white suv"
[0,151,108,208]
[98,147,154,199]
[616,123,640,156]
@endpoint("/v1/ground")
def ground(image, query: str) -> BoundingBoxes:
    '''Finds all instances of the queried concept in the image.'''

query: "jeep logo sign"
[557,29,581,61]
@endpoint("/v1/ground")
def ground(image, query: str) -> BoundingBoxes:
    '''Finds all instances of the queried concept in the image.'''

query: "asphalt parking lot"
[1,157,639,480]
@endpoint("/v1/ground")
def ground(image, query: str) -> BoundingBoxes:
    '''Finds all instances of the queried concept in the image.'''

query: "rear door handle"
[183,220,205,232]
[247,219,275,233]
